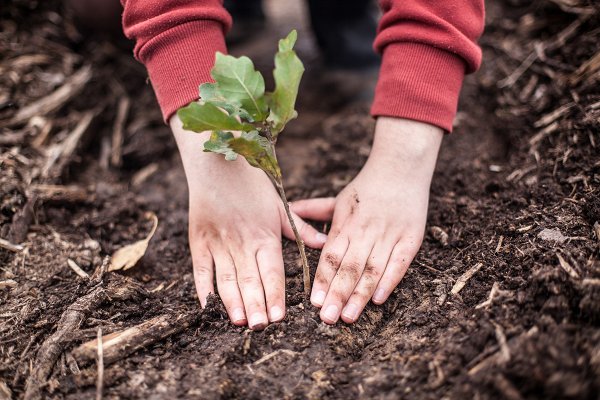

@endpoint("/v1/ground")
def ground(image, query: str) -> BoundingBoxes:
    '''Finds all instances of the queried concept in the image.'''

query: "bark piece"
[72,312,196,366]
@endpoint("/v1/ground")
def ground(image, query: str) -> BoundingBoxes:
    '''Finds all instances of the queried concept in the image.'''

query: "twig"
[492,321,511,363]
[131,163,159,187]
[451,263,483,295]
[557,254,580,279]
[4,65,92,127]
[469,327,539,376]
[42,110,95,179]
[110,97,130,167]
[8,194,37,244]
[253,349,299,366]
[67,259,90,279]
[96,328,104,400]
[28,184,91,203]
[475,282,500,309]
[0,238,23,252]
[23,277,144,400]
[498,16,589,88]
[72,312,197,366]
[495,236,504,253]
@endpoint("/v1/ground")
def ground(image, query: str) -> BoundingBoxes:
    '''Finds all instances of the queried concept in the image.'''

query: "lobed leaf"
[229,131,281,179]
[200,83,253,122]
[211,53,268,122]
[177,101,253,133]
[267,30,304,135]
[203,131,238,161]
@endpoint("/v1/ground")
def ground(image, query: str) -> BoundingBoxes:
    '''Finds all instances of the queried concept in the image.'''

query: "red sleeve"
[121,0,232,122]
[371,0,485,132]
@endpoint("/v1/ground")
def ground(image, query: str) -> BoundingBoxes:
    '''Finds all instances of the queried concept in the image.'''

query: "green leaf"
[267,30,304,135]
[229,131,281,179]
[177,102,253,133]
[200,83,253,122]
[203,131,238,161]
[211,53,268,122]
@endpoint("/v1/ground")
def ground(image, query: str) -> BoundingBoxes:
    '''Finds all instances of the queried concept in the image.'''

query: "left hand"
[291,117,443,324]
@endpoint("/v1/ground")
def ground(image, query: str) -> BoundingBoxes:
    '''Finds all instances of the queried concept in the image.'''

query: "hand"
[170,116,328,330]
[291,117,443,324]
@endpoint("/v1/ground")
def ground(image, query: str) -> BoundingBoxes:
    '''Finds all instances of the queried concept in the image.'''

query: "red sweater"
[121,1,484,132]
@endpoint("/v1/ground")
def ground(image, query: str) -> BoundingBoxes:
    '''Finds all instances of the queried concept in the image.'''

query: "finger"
[341,240,395,323]
[310,233,349,308]
[290,197,336,221]
[232,250,269,330]
[256,241,286,323]
[320,238,374,324]
[213,250,247,326]
[372,241,419,305]
[281,210,328,249]
[190,241,215,308]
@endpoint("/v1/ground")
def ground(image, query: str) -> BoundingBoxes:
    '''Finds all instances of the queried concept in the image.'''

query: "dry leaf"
[109,212,158,271]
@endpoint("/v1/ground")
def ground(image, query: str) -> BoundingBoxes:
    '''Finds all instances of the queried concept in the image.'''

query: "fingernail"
[269,306,284,322]
[311,290,326,307]
[342,303,359,322]
[322,304,339,323]
[249,312,268,330]
[315,232,328,244]
[373,288,387,304]
[232,307,246,323]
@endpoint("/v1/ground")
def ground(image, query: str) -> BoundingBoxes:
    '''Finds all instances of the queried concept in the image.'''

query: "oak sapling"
[177,30,312,297]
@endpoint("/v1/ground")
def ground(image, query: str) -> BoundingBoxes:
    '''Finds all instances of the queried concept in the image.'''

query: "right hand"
[170,115,328,330]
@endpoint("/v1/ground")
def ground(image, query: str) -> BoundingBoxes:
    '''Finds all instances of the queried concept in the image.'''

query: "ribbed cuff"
[138,20,227,123]
[371,43,467,132]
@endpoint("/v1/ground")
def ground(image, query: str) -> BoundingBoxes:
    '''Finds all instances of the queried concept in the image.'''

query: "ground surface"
[1,0,599,399]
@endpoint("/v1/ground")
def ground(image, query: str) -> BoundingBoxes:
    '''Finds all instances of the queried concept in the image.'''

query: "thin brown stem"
[272,177,310,298]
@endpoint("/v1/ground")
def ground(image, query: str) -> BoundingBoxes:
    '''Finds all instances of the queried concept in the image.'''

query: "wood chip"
[0,379,12,400]
[67,259,90,279]
[429,226,449,246]
[41,110,95,179]
[476,282,500,309]
[28,184,91,202]
[72,312,195,366]
[492,321,511,363]
[5,65,92,127]
[110,96,130,167]
[96,327,104,400]
[253,349,299,366]
[131,163,159,188]
[451,263,483,295]
[109,212,158,271]
[0,238,23,252]
[557,254,580,279]
[593,221,600,243]
[0,280,18,290]
[582,278,600,286]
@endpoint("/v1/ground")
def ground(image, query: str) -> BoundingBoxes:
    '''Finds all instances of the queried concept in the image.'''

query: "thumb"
[281,210,328,249]
[290,197,336,222]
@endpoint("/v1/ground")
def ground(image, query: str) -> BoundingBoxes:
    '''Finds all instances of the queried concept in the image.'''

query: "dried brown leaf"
[108,212,158,272]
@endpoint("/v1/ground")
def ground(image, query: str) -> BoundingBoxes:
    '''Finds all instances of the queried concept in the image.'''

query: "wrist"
[370,117,442,164]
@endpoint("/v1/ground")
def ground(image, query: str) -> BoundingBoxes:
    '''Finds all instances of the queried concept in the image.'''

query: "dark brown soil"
[1,1,599,399]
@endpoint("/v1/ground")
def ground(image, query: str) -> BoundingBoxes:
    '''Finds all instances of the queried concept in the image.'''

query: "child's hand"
[291,117,443,324]
[170,116,328,330]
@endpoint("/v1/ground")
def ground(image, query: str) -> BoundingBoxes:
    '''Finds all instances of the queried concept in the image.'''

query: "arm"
[121,0,232,122]
[372,0,485,132]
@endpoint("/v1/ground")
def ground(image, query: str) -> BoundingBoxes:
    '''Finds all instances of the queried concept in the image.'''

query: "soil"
[1,1,599,399]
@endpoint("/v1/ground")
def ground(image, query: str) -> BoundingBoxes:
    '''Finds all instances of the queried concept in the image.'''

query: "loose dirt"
[1,1,599,399]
